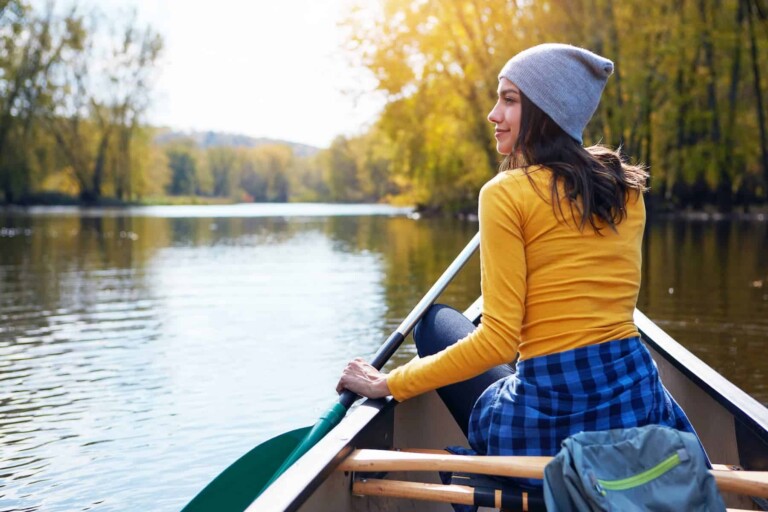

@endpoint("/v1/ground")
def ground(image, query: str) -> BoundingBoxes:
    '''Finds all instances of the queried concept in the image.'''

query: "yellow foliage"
[340,0,768,212]
[39,167,81,195]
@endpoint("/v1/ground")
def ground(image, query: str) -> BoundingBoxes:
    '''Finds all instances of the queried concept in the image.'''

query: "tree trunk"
[87,131,111,203]
[724,0,745,167]
[114,121,134,201]
[699,0,722,147]
[604,0,625,144]
[747,0,768,189]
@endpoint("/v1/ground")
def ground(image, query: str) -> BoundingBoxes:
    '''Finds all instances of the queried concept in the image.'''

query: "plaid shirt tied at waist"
[447,337,699,486]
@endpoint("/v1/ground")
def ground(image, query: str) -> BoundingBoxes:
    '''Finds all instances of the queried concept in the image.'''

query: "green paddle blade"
[182,426,311,512]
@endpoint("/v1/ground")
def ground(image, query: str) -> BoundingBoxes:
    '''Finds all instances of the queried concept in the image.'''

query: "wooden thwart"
[339,448,548,480]
[353,478,534,509]
[352,478,753,512]
[338,449,768,499]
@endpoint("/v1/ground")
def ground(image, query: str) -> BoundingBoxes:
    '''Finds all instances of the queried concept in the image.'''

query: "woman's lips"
[494,129,508,139]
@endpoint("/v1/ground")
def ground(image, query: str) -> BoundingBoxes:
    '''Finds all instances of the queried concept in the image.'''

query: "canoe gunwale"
[246,396,397,511]
[634,308,768,450]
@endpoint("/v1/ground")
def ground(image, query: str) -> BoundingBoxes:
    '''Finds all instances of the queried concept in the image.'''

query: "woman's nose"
[487,104,500,124]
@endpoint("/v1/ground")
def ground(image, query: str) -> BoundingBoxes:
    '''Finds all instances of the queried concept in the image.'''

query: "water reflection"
[0,206,765,512]
[639,217,768,400]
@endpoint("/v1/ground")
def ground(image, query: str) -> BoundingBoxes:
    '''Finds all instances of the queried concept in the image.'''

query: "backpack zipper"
[597,452,682,491]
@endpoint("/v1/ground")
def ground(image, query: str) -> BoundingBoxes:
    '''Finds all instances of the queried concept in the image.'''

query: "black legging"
[412,304,515,437]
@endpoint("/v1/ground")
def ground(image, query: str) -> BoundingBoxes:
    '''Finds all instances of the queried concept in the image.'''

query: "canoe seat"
[352,476,545,512]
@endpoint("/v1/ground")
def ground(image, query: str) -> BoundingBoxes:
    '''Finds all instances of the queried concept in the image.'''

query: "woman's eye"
[504,97,516,104]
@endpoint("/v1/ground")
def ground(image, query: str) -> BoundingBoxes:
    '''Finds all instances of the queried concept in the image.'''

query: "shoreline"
[3,199,767,223]
[649,209,767,222]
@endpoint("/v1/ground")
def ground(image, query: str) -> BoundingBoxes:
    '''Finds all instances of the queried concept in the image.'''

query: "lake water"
[1,203,766,511]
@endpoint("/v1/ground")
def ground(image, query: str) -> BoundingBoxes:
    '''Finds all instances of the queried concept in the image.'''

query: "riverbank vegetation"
[341,0,768,214]
[0,1,163,204]
[1,0,767,214]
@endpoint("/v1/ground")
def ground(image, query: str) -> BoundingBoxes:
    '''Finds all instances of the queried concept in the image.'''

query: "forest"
[1,0,767,213]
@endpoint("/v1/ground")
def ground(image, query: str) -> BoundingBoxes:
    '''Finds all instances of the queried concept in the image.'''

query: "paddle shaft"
[339,449,768,499]
[340,231,480,408]
[266,232,481,486]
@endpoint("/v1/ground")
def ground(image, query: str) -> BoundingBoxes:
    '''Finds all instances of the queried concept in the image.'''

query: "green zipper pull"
[597,450,687,491]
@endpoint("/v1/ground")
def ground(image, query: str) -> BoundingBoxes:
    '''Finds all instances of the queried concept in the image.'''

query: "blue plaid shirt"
[445,337,700,510]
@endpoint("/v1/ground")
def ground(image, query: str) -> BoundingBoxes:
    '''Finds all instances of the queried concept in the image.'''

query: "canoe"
[248,297,768,511]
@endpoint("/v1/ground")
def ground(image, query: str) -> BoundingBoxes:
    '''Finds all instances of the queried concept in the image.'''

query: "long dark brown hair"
[501,92,648,233]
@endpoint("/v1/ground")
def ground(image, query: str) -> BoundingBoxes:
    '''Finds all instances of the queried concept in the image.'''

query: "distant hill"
[154,129,321,157]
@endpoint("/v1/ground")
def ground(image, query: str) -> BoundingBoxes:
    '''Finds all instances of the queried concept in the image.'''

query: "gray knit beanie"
[499,43,614,144]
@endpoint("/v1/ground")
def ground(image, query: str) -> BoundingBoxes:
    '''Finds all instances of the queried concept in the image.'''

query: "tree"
[0,1,80,202]
[131,127,169,198]
[45,10,162,202]
[324,136,359,202]
[165,141,198,196]
[238,145,293,202]
[208,146,239,197]
[343,0,520,209]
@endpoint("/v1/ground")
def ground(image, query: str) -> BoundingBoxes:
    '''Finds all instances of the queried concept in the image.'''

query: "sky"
[76,0,386,148]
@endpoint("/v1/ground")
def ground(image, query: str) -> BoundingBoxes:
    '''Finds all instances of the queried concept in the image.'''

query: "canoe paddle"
[182,232,481,512]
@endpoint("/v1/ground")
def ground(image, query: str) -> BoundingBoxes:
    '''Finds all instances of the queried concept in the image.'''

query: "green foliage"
[44,10,163,203]
[0,1,164,205]
[289,154,329,202]
[208,147,239,198]
[0,1,73,202]
[238,145,293,202]
[324,136,360,202]
[166,142,199,196]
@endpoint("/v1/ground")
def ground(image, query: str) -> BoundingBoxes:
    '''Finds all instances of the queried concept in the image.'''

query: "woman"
[336,43,699,487]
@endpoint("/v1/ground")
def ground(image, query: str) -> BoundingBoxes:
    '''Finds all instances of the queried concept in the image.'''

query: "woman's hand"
[336,357,391,399]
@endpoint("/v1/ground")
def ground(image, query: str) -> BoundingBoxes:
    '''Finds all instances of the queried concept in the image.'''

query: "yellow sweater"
[387,166,645,402]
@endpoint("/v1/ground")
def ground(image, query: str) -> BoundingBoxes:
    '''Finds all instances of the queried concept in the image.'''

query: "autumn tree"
[165,140,199,196]
[343,0,768,213]
[45,9,162,202]
[208,146,239,198]
[239,145,293,202]
[0,1,81,202]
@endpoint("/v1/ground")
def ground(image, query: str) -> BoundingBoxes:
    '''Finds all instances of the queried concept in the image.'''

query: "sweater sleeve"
[386,176,527,402]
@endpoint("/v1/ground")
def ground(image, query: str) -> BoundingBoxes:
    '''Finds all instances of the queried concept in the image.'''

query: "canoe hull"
[250,302,768,511]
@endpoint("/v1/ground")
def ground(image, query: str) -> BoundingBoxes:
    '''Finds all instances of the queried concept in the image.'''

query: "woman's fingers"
[336,358,388,398]
[337,358,364,394]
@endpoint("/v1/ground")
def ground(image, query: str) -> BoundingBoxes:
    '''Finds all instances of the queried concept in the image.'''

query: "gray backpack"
[543,425,725,511]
